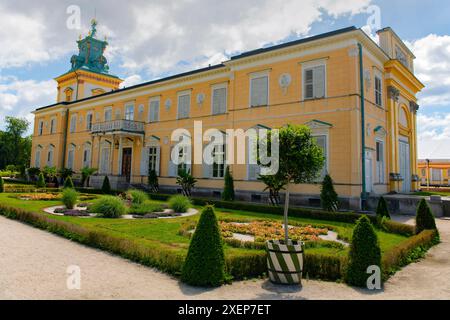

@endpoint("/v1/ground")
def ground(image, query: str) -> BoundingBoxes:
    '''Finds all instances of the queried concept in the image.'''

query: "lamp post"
[426,159,430,190]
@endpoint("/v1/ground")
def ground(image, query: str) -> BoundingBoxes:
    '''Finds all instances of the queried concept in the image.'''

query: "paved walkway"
[0,215,449,300]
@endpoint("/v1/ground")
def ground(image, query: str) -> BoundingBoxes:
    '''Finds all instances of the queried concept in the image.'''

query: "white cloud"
[418,113,450,159]
[120,74,143,89]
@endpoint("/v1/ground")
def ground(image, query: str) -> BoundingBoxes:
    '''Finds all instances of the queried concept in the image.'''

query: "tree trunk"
[283,182,290,243]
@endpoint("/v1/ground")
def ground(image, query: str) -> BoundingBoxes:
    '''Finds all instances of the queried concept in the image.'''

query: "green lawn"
[0,192,407,259]
[414,191,450,197]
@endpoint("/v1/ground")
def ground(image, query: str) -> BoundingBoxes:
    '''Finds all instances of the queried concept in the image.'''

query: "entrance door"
[399,139,411,193]
[122,148,132,182]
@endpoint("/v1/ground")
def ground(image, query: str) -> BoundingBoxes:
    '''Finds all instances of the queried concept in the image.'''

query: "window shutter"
[213,88,227,114]
[168,148,177,177]
[140,147,149,176]
[248,164,260,181]
[313,66,325,98]
[251,76,268,107]
[314,135,327,178]
[150,101,159,122]
[178,95,190,119]
[155,146,161,176]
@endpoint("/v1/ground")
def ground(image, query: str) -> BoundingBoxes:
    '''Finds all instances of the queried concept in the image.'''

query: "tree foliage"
[222,166,235,201]
[376,197,390,221]
[148,169,159,193]
[0,117,31,170]
[320,174,340,212]
[176,169,197,197]
[416,199,438,235]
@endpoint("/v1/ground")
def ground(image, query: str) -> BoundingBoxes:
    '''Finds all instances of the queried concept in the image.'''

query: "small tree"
[36,172,46,188]
[64,176,75,189]
[148,169,159,193]
[101,176,112,194]
[27,168,41,181]
[176,169,197,197]
[416,199,438,235]
[320,174,339,212]
[258,174,286,206]
[181,206,226,287]
[81,167,97,187]
[0,176,4,193]
[43,166,58,184]
[59,168,74,181]
[346,215,382,287]
[222,166,235,201]
[376,197,390,221]
[260,125,325,242]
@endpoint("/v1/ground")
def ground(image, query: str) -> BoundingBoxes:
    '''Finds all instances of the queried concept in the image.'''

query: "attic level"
[377,27,415,73]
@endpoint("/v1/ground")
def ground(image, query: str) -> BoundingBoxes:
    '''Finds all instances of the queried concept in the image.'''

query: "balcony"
[91,120,145,135]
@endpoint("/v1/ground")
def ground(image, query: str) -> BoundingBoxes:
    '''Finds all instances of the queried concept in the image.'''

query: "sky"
[0,0,449,159]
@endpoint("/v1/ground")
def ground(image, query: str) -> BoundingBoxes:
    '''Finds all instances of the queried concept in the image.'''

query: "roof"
[36,26,368,112]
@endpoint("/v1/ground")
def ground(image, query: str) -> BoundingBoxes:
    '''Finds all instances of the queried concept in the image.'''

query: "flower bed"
[220,221,329,242]
[17,193,60,201]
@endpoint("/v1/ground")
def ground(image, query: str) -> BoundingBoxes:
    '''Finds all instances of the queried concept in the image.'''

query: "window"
[395,46,408,68]
[177,93,191,119]
[304,65,326,100]
[50,118,56,134]
[212,85,227,115]
[38,121,44,136]
[35,149,41,168]
[149,147,159,173]
[67,145,75,170]
[250,75,268,107]
[69,115,77,133]
[421,169,426,177]
[313,135,328,180]
[125,104,135,121]
[375,76,383,107]
[86,113,93,131]
[100,145,111,174]
[376,140,385,183]
[104,107,113,122]
[149,98,160,122]
[47,148,54,167]
[178,147,189,173]
[432,169,442,181]
[212,144,226,178]
[83,144,91,168]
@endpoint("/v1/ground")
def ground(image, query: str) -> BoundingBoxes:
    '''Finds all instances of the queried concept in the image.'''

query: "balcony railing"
[91,120,145,135]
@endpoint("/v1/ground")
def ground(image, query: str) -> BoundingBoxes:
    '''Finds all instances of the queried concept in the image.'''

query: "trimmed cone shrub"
[222,167,235,201]
[376,197,390,220]
[169,195,192,213]
[64,176,75,189]
[0,176,4,193]
[181,206,226,287]
[62,188,78,210]
[101,176,111,194]
[36,172,46,188]
[320,174,339,212]
[148,169,159,193]
[90,196,127,218]
[346,215,381,287]
[416,199,438,235]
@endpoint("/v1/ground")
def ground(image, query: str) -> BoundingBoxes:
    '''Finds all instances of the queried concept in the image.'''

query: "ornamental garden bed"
[0,192,438,283]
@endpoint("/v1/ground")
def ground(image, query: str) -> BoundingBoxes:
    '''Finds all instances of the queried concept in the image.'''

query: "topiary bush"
[127,189,148,205]
[320,174,339,212]
[416,199,438,235]
[36,172,46,188]
[181,206,226,287]
[346,215,381,287]
[101,176,111,194]
[148,169,159,193]
[376,197,390,221]
[90,196,127,218]
[64,176,75,189]
[62,188,78,210]
[169,195,192,213]
[222,166,235,201]
[0,176,4,193]
[129,201,165,216]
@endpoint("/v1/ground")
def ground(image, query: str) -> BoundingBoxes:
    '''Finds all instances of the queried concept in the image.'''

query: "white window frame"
[312,133,329,180]
[211,83,228,115]
[38,120,44,136]
[302,59,327,100]
[67,144,76,171]
[47,145,54,167]
[149,97,160,123]
[376,139,385,184]
[86,112,93,131]
[249,71,270,108]
[35,147,42,168]
[374,68,383,108]
[69,115,77,133]
[212,143,226,178]
[83,143,92,168]
[177,91,191,120]
[125,103,135,121]
[104,107,113,122]
[50,117,56,134]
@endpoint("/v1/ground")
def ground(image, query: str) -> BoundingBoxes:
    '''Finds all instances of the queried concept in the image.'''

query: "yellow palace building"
[30,22,424,210]
[418,159,450,187]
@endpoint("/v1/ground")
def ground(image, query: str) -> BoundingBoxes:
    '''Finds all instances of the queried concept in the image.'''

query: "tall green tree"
[260,125,325,242]
[0,117,31,170]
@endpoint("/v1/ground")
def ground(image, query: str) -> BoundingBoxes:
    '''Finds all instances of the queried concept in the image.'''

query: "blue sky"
[0,0,449,158]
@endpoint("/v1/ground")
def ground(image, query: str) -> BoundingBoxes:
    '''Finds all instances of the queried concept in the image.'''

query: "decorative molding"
[409,101,419,114]
[305,119,333,130]
[374,126,387,138]
[388,86,400,101]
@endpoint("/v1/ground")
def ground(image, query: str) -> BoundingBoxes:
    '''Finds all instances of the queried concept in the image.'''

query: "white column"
[118,137,123,176]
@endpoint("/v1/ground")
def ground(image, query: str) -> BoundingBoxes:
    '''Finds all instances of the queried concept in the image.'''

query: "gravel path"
[1,215,449,300]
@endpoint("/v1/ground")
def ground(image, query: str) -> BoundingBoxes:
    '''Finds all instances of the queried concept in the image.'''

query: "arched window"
[67,144,76,170]
[35,146,43,168]
[47,145,55,167]
[83,142,92,168]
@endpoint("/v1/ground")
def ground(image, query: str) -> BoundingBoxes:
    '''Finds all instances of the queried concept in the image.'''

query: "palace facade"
[31,22,424,209]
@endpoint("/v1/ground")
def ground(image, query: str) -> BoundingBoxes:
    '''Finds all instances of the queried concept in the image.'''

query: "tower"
[55,19,123,103]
